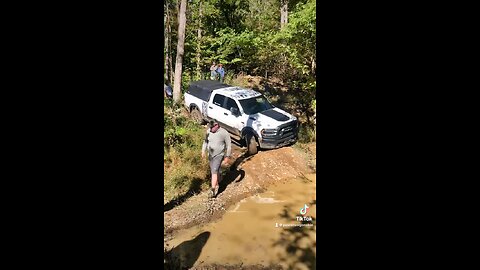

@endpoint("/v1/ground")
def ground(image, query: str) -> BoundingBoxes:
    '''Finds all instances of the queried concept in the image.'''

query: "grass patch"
[164,103,210,203]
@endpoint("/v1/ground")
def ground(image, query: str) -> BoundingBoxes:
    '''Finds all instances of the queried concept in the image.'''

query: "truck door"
[221,97,242,136]
[209,93,227,124]
[209,94,239,136]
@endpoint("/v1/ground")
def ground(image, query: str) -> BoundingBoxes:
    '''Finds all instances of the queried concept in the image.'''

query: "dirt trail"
[164,143,315,234]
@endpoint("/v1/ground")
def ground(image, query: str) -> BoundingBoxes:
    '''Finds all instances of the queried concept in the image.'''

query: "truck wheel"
[191,108,204,125]
[245,133,258,156]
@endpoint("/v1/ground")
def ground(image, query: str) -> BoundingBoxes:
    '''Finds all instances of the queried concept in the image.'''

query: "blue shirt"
[216,67,225,77]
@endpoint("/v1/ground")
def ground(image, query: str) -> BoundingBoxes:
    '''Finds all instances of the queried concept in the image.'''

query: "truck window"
[239,95,274,115]
[225,97,239,111]
[213,94,226,107]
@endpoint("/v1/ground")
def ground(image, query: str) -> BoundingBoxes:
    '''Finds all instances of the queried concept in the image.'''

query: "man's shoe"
[209,188,215,198]
[214,186,219,197]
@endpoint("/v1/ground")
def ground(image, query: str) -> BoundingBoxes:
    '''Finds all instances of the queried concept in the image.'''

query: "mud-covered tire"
[190,107,204,125]
[245,133,258,156]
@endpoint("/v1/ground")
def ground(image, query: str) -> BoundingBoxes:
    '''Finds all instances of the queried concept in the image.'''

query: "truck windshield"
[239,95,274,115]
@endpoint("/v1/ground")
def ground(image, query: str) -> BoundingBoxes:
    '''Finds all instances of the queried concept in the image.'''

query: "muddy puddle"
[165,174,316,269]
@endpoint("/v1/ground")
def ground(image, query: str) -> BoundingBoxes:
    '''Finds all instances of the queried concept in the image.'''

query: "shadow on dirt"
[164,231,210,270]
[164,177,204,212]
[273,199,317,270]
[164,147,247,211]
[217,152,248,197]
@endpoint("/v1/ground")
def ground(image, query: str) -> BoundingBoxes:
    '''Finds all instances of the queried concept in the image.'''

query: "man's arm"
[221,130,232,165]
[224,130,232,157]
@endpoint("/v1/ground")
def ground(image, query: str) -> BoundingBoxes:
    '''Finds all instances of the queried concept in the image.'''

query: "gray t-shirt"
[202,127,232,159]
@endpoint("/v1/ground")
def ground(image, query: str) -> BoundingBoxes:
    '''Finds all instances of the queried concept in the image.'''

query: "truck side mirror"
[230,107,239,116]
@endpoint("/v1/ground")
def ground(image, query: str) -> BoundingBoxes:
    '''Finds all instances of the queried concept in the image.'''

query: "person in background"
[216,63,225,83]
[202,119,231,198]
[210,62,218,80]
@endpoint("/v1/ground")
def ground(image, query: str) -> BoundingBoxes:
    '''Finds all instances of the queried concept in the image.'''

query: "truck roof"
[188,80,262,101]
[213,86,261,100]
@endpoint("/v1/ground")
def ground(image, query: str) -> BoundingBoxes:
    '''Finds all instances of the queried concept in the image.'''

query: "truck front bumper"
[259,133,298,149]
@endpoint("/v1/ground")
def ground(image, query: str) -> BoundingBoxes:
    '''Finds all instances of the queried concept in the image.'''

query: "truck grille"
[278,120,298,138]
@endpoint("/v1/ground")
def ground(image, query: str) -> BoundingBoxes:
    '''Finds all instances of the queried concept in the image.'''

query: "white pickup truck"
[184,80,299,155]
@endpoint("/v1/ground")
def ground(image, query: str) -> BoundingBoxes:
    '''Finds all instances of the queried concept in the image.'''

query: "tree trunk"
[164,1,170,84]
[280,0,288,29]
[169,20,173,84]
[196,2,202,80]
[169,0,177,84]
[173,0,187,104]
[311,56,316,75]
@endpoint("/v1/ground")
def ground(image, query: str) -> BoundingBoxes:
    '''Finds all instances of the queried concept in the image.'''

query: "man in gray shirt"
[202,119,232,198]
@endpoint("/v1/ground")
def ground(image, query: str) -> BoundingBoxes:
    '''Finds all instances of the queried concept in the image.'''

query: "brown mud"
[165,174,316,269]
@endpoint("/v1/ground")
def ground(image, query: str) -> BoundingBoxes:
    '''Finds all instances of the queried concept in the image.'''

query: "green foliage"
[282,0,316,75]
[164,102,209,202]
[164,104,200,148]
[169,0,316,87]
[298,123,316,143]
[244,0,280,32]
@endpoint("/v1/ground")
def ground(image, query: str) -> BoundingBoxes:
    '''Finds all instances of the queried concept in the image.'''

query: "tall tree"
[280,0,288,28]
[195,1,202,80]
[164,0,170,84]
[169,16,174,84]
[173,0,188,103]
[165,0,177,84]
